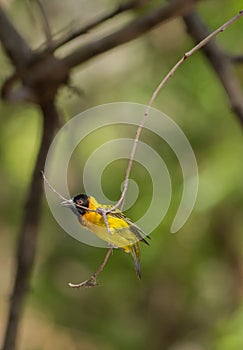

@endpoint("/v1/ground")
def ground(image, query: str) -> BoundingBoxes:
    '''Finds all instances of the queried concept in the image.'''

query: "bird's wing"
[127,219,150,246]
[108,210,150,245]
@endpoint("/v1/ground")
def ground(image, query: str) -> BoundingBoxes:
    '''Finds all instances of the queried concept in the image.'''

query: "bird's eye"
[77,200,83,205]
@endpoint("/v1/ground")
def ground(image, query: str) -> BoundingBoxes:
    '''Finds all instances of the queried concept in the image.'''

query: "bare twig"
[147,10,243,114]
[62,0,201,68]
[42,173,99,214]
[92,248,113,279]
[48,0,146,52]
[2,102,58,350]
[42,171,67,201]
[108,10,243,213]
[183,11,243,125]
[68,248,113,288]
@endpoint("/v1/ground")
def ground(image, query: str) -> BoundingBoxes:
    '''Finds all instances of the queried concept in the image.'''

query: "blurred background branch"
[183,11,243,125]
[62,0,201,68]
[2,101,59,350]
[0,5,33,70]
[35,0,53,46]
[45,0,147,52]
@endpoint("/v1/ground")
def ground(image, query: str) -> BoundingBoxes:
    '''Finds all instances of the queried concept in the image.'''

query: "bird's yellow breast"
[80,197,137,249]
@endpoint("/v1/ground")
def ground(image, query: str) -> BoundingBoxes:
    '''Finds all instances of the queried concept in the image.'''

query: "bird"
[61,194,149,279]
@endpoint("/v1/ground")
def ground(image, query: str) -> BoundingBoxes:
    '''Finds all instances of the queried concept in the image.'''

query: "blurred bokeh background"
[1,0,243,349]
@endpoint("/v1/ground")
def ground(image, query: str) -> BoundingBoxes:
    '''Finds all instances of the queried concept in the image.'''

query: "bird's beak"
[61,199,74,208]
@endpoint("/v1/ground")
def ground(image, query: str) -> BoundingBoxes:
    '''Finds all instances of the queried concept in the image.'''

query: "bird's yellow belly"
[80,211,137,249]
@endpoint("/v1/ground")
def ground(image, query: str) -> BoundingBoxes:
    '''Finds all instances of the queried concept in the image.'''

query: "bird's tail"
[129,242,141,279]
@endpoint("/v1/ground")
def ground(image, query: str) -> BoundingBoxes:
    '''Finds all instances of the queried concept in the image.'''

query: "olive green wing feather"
[108,210,150,245]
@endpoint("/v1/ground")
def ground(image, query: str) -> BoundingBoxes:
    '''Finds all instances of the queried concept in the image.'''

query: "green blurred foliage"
[1,1,243,349]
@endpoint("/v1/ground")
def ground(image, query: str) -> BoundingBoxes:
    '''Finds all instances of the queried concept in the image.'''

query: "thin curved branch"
[62,0,201,68]
[183,11,243,125]
[2,101,58,350]
[108,9,243,213]
[69,248,113,288]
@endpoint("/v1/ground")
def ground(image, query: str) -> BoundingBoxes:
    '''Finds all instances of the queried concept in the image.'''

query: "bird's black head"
[73,194,89,215]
